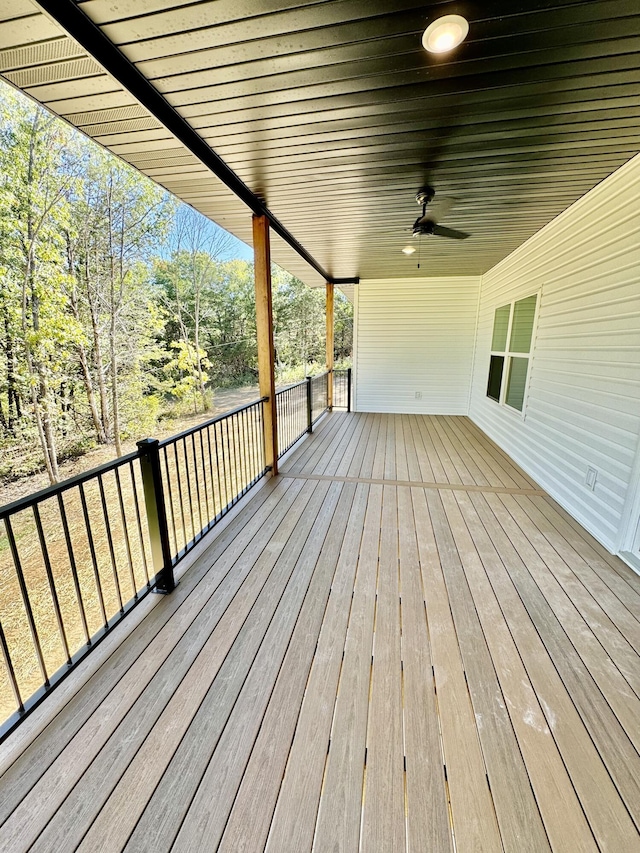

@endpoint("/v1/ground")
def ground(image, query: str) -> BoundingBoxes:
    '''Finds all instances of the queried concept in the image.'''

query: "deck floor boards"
[1,412,639,853]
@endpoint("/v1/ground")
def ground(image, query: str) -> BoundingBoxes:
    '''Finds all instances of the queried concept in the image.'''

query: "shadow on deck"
[0,412,639,852]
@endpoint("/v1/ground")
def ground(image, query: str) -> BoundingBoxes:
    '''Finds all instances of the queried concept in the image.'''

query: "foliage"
[0,80,352,486]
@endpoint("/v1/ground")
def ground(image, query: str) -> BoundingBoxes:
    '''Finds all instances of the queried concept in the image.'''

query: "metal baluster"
[128,460,151,587]
[0,615,23,712]
[261,401,267,470]
[306,376,313,433]
[287,390,291,451]
[190,433,203,538]
[253,403,261,476]
[260,400,267,475]
[79,483,108,630]
[281,392,286,455]
[182,437,196,546]
[237,414,244,493]
[225,418,233,509]
[33,504,71,665]
[114,467,138,598]
[57,493,90,645]
[173,442,187,552]
[237,410,245,493]
[4,516,49,686]
[229,415,239,504]
[199,428,211,526]
[160,448,178,560]
[205,426,216,522]
[213,421,224,518]
[240,409,250,494]
[98,474,124,613]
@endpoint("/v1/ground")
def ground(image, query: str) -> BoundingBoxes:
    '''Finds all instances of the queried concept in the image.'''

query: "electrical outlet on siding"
[415,391,422,399]
[585,467,598,491]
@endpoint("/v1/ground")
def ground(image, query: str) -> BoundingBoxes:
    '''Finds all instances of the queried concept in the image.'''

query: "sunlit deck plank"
[413,487,503,852]
[436,489,551,852]
[71,479,334,853]
[312,483,382,853]
[29,479,325,853]
[168,482,348,852]
[0,413,638,853]
[225,482,364,853]
[121,479,335,853]
[520,494,640,630]
[470,490,640,849]
[450,488,595,852]
[360,486,405,851]
[398,486,452,853]
[0,475,303,844]
[535,494,640,600]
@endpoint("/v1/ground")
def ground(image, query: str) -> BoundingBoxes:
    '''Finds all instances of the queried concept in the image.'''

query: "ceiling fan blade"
[426,196,456,223]
[432,224,470,240]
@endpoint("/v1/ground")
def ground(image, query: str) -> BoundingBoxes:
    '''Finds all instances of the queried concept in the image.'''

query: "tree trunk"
[84,250,111,441]
[66,236,107,444]
[107,177,123,456]
[110,306,122,455]
[193,311,209,412]
[23,115,59,483]
[1,294,20,432]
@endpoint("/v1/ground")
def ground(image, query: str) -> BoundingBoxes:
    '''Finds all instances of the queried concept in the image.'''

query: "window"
[487,294,537,412]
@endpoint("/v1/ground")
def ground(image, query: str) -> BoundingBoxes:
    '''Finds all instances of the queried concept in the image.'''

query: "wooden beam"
[326,282,334,409]
[253,215,278,475]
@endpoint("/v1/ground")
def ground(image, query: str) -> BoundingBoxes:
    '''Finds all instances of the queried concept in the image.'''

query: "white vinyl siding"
[355,277,480,414]
[470,153,640,551]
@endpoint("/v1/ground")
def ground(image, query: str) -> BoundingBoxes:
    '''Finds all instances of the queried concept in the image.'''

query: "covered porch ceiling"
[1,0,639,287]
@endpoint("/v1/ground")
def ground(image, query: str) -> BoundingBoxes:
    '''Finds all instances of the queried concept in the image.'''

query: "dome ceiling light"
[422,15,469,53]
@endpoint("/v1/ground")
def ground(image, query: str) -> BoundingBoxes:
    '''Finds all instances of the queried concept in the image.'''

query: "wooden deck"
[0,412,639,853]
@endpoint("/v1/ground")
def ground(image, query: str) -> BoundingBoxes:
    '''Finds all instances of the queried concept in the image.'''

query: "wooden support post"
[136,438,175,593]
[326,281,334,409]
[253,214,278,475]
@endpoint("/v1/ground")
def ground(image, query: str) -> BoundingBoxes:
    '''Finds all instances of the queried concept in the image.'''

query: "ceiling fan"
[412,186,470,240]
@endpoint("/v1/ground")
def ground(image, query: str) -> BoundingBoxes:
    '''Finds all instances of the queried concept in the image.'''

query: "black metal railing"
[0,397,268,741]
[275,367,349,459]
[0,370,353,740]
[0,451,153,740]
[333,368,352,411]
[276,380,308,458]
[158,398,266,565]
[309,370,329,426]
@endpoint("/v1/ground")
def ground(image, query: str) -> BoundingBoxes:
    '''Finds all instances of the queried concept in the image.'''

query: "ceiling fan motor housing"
[413,219,436,236]
[415,186,435,206]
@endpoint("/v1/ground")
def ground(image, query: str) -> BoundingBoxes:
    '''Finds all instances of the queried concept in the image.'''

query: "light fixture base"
[422,15,469,54]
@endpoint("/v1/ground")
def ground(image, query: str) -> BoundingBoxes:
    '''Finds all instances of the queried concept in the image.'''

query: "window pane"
[491,305,510,351]
[506,357,529,411]
[487,355,504,401]
[509,295,537,353]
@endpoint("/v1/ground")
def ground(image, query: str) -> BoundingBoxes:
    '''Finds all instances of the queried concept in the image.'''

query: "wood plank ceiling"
[1,0,639,286]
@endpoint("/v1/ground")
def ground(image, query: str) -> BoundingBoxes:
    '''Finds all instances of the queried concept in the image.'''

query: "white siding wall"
[355,277,480,414]
[469,153,640,551]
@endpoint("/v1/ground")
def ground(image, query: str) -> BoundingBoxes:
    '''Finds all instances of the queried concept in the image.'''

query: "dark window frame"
[487,293,539,414]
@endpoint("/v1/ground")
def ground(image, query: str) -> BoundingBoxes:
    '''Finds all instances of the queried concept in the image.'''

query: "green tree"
[0,87,82,482]
[66,148,175,453]
[156,206,235,409]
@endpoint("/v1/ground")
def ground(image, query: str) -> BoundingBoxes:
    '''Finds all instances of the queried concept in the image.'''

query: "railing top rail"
[0,449,139,521]
[157,396,268,447]
[275,379,306,396]
[275,369,334,398]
